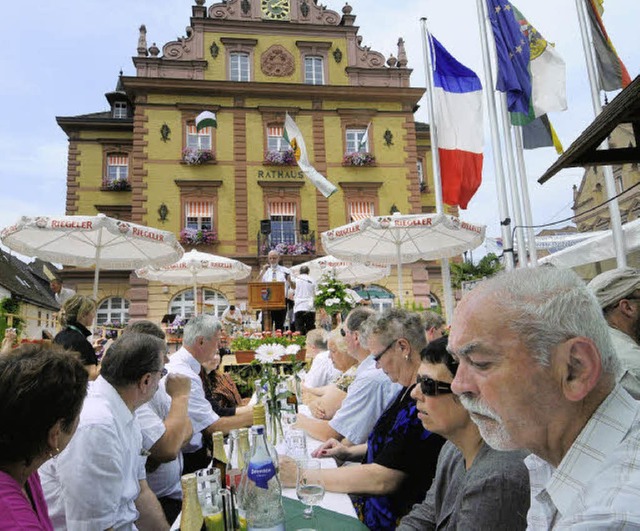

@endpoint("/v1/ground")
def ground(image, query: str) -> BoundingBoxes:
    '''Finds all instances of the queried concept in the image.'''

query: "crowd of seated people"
[4,266,640,529]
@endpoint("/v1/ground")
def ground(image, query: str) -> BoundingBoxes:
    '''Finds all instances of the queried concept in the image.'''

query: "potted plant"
[179,228,218,246]
[230,330,306,363]
[103,178,132,191]
[182,147,215,165]
[314,274,356,321]
[342,151,376,167]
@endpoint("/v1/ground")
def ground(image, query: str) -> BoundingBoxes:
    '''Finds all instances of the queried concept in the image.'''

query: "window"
[186,125,212,151]
[349,201,374,222]
[346,128,368,153]
[169,289,228,319]
[353,285,395,313]
[269,201,297,245]
[97,297,129,325]
[267,126,287,152]
[185,201,214,231]
[106,154,129,183]
[202,289,229,318]
[113,102,128,119]
[304,56,324,85]
[230,52,250,81]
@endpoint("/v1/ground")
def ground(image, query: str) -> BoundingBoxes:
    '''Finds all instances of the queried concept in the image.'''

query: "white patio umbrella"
[538,218,640,269]
[136,249,251,315]
[321,213,486,304]
[290,255,390,284]
[0,213,183,298]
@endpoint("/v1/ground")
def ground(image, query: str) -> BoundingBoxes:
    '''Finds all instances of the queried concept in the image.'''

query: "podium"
[248,282,286,331]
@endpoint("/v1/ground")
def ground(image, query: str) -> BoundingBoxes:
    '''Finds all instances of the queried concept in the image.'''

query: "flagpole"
[497,93,528,268]
[514,126,538,267]
[420,18,455,323]
[575,0,627,267]
[475,0,515,270]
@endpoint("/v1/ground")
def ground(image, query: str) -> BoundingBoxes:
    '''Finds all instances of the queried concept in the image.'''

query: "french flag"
[432,35,483,209]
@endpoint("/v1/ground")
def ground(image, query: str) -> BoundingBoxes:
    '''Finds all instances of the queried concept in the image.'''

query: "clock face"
[261,0,290,20]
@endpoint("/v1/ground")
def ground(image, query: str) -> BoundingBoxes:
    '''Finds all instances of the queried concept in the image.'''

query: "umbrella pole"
[397,243,404,307]
[193,275,198,316]
[441,258,455,324]
[93,228,103,300]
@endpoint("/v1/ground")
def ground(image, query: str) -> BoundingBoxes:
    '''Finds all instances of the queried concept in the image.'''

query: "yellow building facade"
[57,0,445,324]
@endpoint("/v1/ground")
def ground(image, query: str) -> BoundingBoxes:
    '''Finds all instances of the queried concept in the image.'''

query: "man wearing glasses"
[295,307,401,444]
[588,267,640,399]
[449,267,640,529]
[398,336,530,530]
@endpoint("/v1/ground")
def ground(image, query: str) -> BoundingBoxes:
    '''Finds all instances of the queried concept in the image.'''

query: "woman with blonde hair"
[53,295,99,380]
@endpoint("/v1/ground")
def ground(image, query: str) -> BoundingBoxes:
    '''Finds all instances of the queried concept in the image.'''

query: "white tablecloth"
[281,405,356,518]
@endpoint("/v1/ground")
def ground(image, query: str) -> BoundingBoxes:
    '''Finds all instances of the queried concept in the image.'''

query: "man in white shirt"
[302,328,341,388]
[449,267,640,529]
[296,307,401,443]
[588,267,640,399]
[50,278,75,307]
[126,320,193,524]
[221,304,243,333]
[290,266,316,335]
[259,250,290,331]
[41,333,170,531]
[164,313,250,474]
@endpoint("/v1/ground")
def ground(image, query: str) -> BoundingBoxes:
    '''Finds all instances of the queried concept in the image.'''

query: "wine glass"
[296,459,325,520]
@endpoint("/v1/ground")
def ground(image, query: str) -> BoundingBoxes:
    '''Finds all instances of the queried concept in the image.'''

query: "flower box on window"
[102,178,132,191]
[181,148,215,165]
[179,228,218,246]
[260,241,316,256]
[264,149,296,166]
[342,151,376,167]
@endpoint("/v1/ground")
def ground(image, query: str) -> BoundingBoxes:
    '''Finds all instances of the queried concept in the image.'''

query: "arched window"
[97,297,130,325]
[169,289,229,319]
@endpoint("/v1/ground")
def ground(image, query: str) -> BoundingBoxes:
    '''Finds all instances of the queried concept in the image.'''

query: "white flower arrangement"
[254,343,286,363]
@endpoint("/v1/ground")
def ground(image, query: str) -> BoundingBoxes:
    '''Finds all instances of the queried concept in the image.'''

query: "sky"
[1,0,638,258]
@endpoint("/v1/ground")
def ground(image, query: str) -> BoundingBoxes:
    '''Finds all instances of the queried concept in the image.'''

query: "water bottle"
[244,425,285,531]
[227,429,243,490]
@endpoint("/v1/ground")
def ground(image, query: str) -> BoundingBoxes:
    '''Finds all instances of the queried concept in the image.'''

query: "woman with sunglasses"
[397,336,530,530]
[281,308,446,530]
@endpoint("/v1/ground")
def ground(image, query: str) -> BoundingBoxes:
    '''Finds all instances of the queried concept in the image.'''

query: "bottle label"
[248,460,276,489]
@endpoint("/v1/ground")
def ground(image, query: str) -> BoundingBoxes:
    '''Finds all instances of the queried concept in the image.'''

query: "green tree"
[450,253,503,289]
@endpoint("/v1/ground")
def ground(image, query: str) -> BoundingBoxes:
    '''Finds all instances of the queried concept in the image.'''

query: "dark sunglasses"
[158,367,168,377]
[416,375,453,396]
[340,328,347,337]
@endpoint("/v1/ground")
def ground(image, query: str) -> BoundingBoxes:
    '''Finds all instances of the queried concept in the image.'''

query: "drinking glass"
[285,427,307,460]
[296,459,325,519]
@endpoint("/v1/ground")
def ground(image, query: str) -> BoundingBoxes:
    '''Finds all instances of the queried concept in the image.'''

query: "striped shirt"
[526,384,640,529]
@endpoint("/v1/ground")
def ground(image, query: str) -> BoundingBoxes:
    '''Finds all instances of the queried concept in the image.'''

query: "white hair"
[183,314,222,347]
[472,267,619,375]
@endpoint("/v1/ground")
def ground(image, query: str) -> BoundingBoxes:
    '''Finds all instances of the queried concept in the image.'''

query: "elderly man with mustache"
[448,267,640,529]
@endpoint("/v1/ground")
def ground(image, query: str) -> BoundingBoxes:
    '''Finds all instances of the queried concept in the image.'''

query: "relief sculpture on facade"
[261,45,295,77]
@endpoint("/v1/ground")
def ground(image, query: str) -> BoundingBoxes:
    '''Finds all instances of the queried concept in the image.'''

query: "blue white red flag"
[431,35,484,209]
[486,0,531,114]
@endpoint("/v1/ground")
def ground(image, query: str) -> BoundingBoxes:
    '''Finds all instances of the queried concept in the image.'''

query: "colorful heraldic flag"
[283,113,337,198]
[431,35,484,209]
[586,0,631,91]
[486,0,531,115]
[195,111,217,132]
[510,5,567,125]
[522,115,563,154]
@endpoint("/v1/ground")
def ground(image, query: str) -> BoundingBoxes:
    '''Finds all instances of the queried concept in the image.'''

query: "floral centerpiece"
[182,147,214,165]
[103,178,132,191]
[252,342,305,446]
[343,151,376,166]
[264,149,296,166]
[314,274,356,316]
[179,227,218,246]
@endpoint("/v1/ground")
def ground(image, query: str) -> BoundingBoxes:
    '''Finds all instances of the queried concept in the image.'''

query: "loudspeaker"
[260,219,271,235]
[299,219,309,235]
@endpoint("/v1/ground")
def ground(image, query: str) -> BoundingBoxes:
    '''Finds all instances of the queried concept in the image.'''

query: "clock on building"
[261,0,291,20]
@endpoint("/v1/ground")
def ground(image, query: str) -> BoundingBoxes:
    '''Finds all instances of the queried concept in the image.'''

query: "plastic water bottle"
[244,425,285,531]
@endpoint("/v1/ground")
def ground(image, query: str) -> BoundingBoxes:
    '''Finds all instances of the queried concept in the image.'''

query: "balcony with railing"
[257,230,316,257]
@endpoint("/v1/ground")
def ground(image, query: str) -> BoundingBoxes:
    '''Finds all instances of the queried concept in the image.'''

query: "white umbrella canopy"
[290,255,390,285]
[538,218,640,268]
[136,249,252,315]
[321,213,486,303]
[0,213,184,298]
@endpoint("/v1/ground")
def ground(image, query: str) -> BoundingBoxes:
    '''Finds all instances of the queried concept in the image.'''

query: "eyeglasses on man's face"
[372,339,397,363]
[416,374,453,396]
[156,367,168,378]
